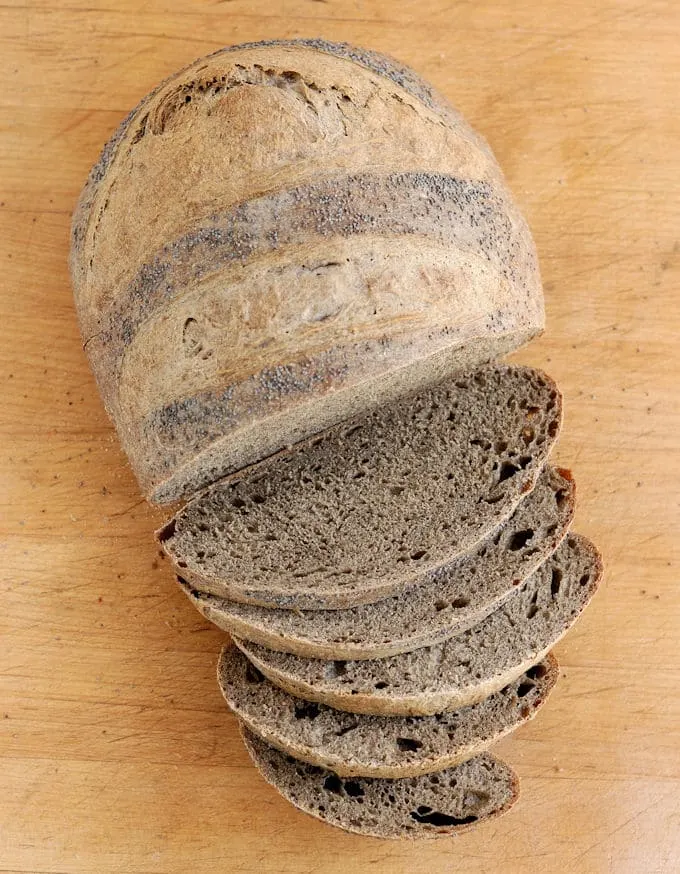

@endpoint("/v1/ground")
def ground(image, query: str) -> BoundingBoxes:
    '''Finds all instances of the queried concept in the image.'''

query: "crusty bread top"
[160,365,562,609]
[241,727,519,839]
[70,40,544,503]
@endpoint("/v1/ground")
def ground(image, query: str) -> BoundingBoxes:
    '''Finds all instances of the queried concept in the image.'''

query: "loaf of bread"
[70,39,544,504]
[69,40,602,840]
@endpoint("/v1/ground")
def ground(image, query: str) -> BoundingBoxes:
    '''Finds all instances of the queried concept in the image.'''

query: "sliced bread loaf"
[159,364,562,610]
[241,727,519,839]
[221,648,558,778]
[234,534,602,716]
[71,40,543,505]
[181,466,574,659]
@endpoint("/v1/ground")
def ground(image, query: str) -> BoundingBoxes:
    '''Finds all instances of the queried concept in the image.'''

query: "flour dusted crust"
[70,40,544,503]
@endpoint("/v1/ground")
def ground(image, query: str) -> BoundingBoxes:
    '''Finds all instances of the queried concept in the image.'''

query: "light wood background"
[1,2,678,872]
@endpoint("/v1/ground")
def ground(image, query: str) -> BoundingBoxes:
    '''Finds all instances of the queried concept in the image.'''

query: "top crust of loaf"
[160,365,562,609]
[70,40,544,503]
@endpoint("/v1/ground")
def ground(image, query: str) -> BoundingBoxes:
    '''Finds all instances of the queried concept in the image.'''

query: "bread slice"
[181,465,574,659]
[159,365,562,610]
[234,534,601,716]
[241,727,519,839]
[221,647,558,778]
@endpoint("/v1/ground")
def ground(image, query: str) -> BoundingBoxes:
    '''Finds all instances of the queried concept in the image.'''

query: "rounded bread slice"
[234,534,602,716]
[221,647,558,778]
[160,364,562,609]
[241,727,520,839]
[181,465,574,658]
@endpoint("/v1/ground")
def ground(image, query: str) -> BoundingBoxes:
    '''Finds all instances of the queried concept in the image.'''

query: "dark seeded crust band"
[70,39,465,271]
[89,171,526,380]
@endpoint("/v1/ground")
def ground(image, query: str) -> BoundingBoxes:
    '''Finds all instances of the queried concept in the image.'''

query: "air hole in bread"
[452,597,470,609]
[244,663,264,684]
[374,681,389,690]
[526,663,548,680]
[390,485,405,496]
[526,405,540,419]
[335,721,360,737]
[522,426,535,445]
[251,494,266,504]
[527,604,539,619]
[328,660,347,678]
[434,600,448,612]
[499,461,520,482]
[548,419,559,437]
[231,497,246,509]
[294,701,320,720]
[323,774,343,795]
[579,574,591,586]
[176,559,187,568]
[495,440,508,453]
[343,780,365,797]
[483,493,505,505]
[157,519,176,542]
[397,737,423,752]
[508,529,534,551]
[411,808,477,827]
[551,568,563,597]
[517,681,535,697]
[410,549,428,561]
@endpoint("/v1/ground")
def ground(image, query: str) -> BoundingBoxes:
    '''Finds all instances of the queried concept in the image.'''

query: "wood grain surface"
[1,1,678,872]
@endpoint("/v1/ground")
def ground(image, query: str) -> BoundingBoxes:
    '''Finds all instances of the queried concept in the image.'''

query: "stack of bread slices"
[158,363,601,838]
[69,40,602,839]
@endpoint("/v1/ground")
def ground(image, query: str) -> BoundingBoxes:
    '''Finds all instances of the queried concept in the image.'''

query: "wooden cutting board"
[1,2,678,872]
